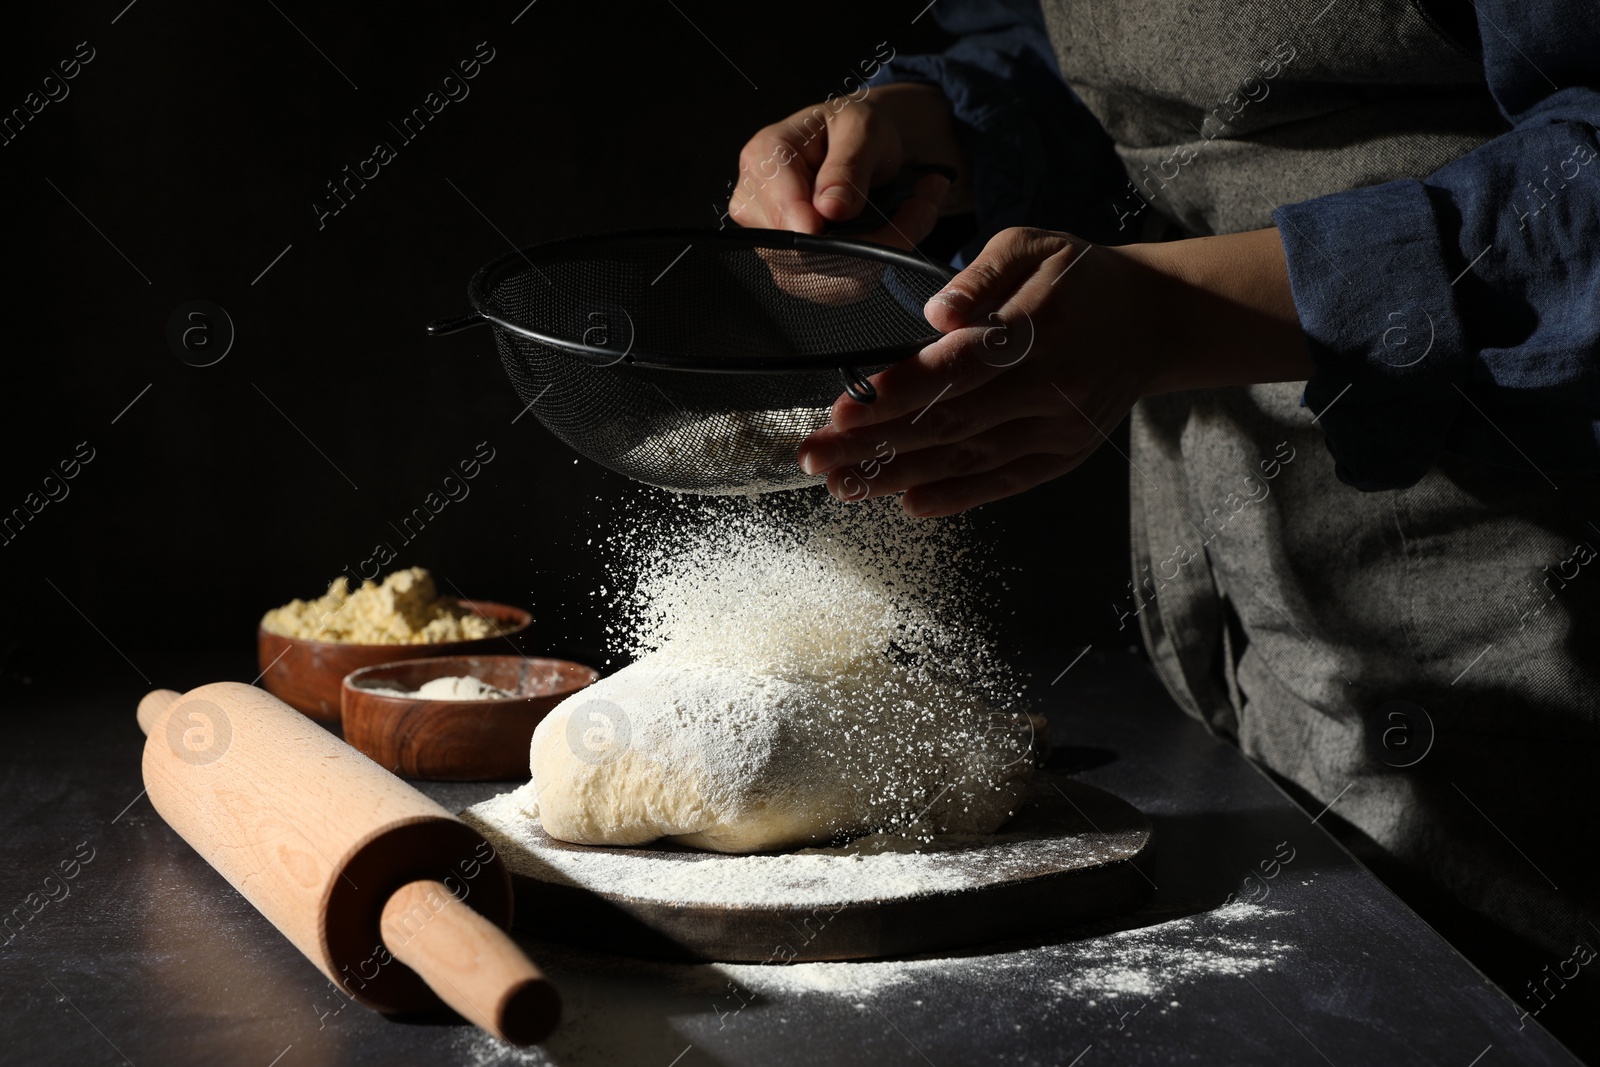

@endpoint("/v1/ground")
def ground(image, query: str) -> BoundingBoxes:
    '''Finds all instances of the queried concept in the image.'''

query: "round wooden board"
[461,773,1152,962]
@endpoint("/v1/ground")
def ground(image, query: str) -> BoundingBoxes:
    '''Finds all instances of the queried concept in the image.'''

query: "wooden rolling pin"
[137,683,559,1045]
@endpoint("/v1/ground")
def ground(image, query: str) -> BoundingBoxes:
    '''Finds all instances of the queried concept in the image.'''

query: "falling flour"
[522,492,1035,853]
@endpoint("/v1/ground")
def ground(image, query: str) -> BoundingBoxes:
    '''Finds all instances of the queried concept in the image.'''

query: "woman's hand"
[726,82,968,248]
[796,226,1314,516]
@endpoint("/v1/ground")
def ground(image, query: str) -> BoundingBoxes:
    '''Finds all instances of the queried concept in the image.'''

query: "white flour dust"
[723,901,1286,1000]
[464,774,1139,907]
[449,903,1289,1067]
[357,675,516,701]
[525,491,1036,852]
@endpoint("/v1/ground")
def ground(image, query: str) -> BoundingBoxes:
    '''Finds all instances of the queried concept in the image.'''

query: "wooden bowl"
[256,600,532,722]
[341,655,599,781]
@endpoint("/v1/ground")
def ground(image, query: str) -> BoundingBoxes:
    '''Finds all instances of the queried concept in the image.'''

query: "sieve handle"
[427,313,487,336]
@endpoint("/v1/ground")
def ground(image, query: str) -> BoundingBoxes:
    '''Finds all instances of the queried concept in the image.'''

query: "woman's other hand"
[726,82,967,249]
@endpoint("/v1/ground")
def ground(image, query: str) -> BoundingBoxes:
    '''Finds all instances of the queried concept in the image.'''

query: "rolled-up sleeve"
[1274,1,1600,490]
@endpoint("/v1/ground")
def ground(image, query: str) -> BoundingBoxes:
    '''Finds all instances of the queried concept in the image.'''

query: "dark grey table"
[0,649,1580,1066]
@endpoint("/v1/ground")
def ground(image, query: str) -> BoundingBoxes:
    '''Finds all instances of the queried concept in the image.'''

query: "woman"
[729,0,1600,1055]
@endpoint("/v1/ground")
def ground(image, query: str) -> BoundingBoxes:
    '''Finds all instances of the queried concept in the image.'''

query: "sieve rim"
[463,228,956,373]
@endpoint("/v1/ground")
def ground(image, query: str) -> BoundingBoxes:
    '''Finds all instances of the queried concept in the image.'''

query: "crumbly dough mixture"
[261,567,503,644]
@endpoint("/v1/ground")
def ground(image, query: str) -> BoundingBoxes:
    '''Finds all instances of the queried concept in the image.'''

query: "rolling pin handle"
[379,879,560,1046]
[137,689,183,737]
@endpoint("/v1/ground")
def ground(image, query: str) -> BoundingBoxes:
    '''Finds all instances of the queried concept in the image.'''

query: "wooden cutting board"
[461,773,1151,962]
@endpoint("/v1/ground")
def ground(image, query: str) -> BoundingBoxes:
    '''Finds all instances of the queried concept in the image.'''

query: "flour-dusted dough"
[527,657,1035,854]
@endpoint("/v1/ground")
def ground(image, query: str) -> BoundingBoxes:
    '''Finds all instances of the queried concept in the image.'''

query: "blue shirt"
[875,0,1600,490]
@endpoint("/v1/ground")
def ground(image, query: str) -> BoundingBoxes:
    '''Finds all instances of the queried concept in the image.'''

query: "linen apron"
[1039,0,1600,977]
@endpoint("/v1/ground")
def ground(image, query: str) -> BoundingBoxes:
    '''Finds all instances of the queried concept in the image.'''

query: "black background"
[10,6,1600,1063]
[1,1,1131,692]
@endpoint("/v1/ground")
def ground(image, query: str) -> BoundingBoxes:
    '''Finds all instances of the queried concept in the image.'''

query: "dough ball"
[528,657,1034,854]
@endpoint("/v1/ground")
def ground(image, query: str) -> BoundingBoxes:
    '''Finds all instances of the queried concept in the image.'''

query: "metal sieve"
[428,228,954,494]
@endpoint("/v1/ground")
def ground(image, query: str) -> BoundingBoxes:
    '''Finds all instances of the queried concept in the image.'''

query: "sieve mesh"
[454,230,952,494]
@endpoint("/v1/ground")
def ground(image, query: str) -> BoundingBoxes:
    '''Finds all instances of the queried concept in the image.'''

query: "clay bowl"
[257,600,532,722]
[341,655,599,780]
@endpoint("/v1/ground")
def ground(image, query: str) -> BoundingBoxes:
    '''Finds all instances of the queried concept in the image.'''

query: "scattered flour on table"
[449,902,1289,1067]
[715,901,1286,1000]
